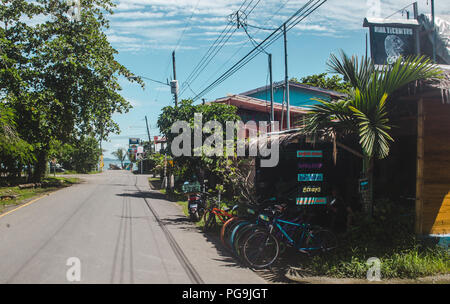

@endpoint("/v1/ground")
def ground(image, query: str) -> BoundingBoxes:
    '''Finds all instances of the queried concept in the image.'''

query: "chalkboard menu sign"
[296,150,327,206]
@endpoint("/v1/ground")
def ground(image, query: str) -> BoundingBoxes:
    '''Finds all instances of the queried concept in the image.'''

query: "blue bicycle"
[242,206,338,269]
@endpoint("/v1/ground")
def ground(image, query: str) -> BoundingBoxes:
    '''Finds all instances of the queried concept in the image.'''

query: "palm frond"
[310,52,441,160]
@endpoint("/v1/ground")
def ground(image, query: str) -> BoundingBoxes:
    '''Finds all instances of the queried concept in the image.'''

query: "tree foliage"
[291,73,351,94]
[304,51,442,215]
[305,52,442,159]
[112,147,126,168]
[50,135,101,173]
[0,0,142,181]
[157,100,256,203]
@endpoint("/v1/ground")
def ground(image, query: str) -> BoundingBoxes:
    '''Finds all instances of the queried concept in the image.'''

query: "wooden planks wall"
[420,97,450,235]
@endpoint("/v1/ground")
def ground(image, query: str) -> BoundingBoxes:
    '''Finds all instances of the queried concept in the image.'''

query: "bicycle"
[203,195,238,232]
[242,206,337,269]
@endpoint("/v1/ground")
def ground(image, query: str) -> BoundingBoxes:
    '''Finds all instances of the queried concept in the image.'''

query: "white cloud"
[106,0,450,53]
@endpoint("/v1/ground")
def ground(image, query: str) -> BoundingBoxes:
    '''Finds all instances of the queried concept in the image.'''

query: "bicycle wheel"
[230,221,250,250]
[224,219,247,248]
[203,211,216,232]
[305,229,338,253]
[221,217,239,247]
[234,224,259,257]
[242,230,279,269]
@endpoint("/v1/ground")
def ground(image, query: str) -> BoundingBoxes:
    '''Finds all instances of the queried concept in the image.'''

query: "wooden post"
[415,98,424,235]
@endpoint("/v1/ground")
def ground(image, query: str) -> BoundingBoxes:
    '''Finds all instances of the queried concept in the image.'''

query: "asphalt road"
[0,170,266,284]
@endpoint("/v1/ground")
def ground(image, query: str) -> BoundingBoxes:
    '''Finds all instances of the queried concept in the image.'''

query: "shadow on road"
[116,190,167,200]
[116,188,296,283]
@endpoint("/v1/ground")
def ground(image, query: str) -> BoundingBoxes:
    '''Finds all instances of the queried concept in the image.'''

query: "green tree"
[70,136,102,173]
[0,103,35,180]
[291,73,351,94]
[305,51,442,215]
[49,136,101,173]
[157,100,256,203]
[0,0,143,181]
[112,148,126,168]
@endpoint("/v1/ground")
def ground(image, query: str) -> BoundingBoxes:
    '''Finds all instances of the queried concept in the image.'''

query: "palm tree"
[112,148,126,169]
[305,51,442,216]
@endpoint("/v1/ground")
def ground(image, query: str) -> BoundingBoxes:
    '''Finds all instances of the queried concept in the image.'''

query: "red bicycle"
[203,197,238,232]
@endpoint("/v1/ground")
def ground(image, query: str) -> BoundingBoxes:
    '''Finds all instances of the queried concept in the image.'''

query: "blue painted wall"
[245,86,331,108]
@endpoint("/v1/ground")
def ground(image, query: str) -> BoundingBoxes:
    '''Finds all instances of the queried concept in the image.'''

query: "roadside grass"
[305,244,449,280]
[295,200,450,280]
[0,176,81,213]
[160,188,207,228]
[147,177,207,228]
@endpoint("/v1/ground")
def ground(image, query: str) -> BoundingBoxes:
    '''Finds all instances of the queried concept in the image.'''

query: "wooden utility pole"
[283,23,290,130]
[415,98,424,234]
[172,50,178,106]
[431,0,436,62]
[413,2,421,55]
[145,116,152,153]
[269,53,274,123]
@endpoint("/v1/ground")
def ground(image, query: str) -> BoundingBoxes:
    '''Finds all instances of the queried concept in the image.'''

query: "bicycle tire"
[234,224,259,257]
[224,219,247,248]
[315,229,338,252]
[229,221,250,250]
[221,217,240,247]
[242,230,279,269]
[203,211,216,232]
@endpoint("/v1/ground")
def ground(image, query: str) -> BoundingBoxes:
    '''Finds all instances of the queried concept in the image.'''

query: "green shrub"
[300,199,450,279]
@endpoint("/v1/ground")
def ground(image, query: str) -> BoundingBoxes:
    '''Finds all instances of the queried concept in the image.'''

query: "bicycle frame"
[210,207,234,223]
[271,218,322,252]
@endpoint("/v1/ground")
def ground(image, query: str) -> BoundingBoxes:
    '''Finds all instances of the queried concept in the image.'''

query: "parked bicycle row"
[191,200,336,269]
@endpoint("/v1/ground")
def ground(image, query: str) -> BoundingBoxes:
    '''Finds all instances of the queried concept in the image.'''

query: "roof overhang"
[211,94,310,115]
[363,17,420,28]
[240,81,346,99]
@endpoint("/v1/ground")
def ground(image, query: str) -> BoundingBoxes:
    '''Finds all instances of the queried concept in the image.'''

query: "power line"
[180,25,237,96]
[180,0,263,98]
[192,0,327,101]
[180,0,252,93]
[243,25,268,55]
[191,0,291,99]
[174,0,201,51]
[179,22,235,95]
[384,2,415,20]
[195,0,326,100]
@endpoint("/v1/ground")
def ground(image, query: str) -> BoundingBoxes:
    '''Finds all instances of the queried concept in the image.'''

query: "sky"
[102,0,450,159]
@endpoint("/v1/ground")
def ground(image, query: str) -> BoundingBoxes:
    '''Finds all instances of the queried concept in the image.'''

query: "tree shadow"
[116,190,167,200]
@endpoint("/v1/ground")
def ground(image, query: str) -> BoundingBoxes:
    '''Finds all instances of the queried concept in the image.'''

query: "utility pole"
[431,0,436,62]
[268,53,274,123]
[145,116,152,153]
[413,2,421,55]
[172,50,178,106]
[283,23,290,130]
[413,2,418,19]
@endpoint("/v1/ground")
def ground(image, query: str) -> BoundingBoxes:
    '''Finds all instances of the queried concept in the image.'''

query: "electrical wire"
[193,0,291,100]
[174,0,201,52]
[243,25,268,55]
[179,0,252,95]
[192,0,327,101]
[180,0,263,98]
[384,2,415,20]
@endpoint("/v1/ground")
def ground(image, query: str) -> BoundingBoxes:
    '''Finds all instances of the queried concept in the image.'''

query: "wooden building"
[414,68,450,235]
